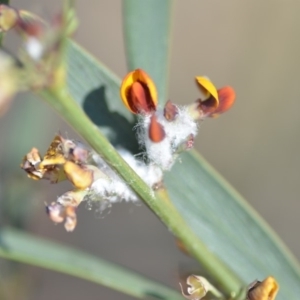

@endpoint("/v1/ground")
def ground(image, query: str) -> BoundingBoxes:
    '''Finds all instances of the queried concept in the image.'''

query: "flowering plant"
[0,1,298,300]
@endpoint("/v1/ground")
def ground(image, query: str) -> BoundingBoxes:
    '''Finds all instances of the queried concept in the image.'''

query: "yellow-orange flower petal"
[63,161,93,189]
[120,69,157,114]
[149,114,166,143]
[195,76,219,106]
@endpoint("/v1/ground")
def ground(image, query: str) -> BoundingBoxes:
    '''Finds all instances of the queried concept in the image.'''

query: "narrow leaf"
[164,152,300,300]
[123,0,172,103]
[0,228,183,300]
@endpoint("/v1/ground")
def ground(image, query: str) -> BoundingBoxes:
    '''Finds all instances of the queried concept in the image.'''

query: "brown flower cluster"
[21,135,107,231]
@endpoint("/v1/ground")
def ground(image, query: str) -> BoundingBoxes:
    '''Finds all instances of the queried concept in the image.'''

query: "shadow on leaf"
[83,85,139,153]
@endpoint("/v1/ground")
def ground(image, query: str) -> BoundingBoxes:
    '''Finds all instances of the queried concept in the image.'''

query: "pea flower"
[120,69,236,170]
[120,68,158,114]
[194,76,236,118]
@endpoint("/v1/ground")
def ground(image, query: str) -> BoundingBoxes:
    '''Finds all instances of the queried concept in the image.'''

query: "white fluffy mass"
[90,149,163,203]
[136,106,198,170]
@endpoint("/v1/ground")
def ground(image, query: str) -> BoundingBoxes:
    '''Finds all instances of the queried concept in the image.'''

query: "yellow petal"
[195,77,218,102]
[63,161,93,189]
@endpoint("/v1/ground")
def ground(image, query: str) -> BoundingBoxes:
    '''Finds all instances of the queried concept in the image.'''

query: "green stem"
[39,86,244,297]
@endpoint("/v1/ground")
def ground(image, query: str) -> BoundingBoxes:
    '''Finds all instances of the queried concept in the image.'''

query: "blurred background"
[0,0,300,299]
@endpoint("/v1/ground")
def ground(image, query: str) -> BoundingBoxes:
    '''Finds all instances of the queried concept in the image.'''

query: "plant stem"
[40,86,244,297]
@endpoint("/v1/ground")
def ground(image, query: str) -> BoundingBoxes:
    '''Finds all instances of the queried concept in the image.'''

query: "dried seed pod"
[120,69,157,114]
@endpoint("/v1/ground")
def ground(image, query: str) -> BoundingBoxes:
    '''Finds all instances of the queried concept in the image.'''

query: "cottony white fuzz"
[119,149,163,188]
[137,106,198,170]
[91,177,138,203]
[90,149,163,204]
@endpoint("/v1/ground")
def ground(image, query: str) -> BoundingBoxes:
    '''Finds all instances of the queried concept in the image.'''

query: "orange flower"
[195,76,235,117]
[120,69,158,114]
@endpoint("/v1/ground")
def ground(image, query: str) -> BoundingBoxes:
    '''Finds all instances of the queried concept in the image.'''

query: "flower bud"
[148,114,166,143]
[180,275,207,300]
[247,277,279,300]
[180,275,222,300]
[16,10,44,37]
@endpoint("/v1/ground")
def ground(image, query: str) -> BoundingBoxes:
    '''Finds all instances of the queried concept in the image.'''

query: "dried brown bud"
[20,136,68,183]
[21,147,43,180]
[164,100,178,121]
[45,202,78,232]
